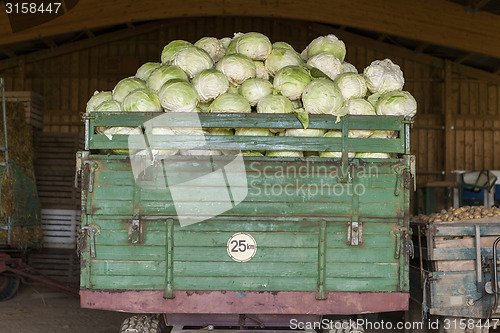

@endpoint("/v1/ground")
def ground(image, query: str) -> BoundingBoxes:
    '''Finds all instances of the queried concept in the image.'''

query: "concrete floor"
[0,285,129,333]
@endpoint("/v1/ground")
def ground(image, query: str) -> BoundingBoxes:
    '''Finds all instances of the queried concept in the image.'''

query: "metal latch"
[393,226,413,260]
[75,153,98,192]
[128,219,143,244]
[409,155,416,191]
[80,225,100,258]
[347,221,362,246]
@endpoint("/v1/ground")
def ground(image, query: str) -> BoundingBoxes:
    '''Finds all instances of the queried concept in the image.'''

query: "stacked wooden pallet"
[33,132,83,211]
[27,248,80,284]
[31,132,83,282]
[4,91,44,130]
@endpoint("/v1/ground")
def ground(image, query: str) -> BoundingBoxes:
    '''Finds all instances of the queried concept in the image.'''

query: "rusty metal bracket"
[80,224,100,258]
[164,218,175,299]
[393,226,413,260]
[339,116,352,183]
[475,225,484,292]
[393,164,408,196]
[129,182,143,244]
[316,220,327,300]
[128,219,143,244]
[347,160,361,246]
[78,160,98,193]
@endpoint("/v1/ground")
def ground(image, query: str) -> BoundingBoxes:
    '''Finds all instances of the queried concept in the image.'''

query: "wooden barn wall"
[0,17,499,184]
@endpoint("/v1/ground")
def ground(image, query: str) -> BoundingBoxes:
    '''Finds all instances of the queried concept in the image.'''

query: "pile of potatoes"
[412,206,500,223]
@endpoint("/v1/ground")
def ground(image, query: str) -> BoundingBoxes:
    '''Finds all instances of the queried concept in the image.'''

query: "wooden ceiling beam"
[0,0,500,59]
[0,21,162,71]
[454,53,474,64]
[467,0,491,10]
[377,34,388,42]
[41,37,58,50]
[415,43,430,55]
[0,47,16,58]
[84,29,95,38]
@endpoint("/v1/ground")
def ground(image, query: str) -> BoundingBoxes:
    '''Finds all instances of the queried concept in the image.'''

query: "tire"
[120,315,163,333]
[328,320,365,333]
[0,274,20,301]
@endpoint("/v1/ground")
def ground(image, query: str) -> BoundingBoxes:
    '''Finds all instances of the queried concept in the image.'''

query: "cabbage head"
[363,59,404,94]
[240,78,273,106]
[191,69,229,103]
[355,152,392,159]
[209,92,251,113]
[272,41,294,50]
[266,151,303,157]
[256,94,294,114]
[319,130,355,158]
[273,66,312,101]
[112,77,147,103]
[342,98,376,138]
[306,53,342,80]
[305,34,346,61]
[194,37,226,63]
[95,100,121,112]
[265,48,303,77]
[136,127,178,157]
[171,46,214,78]
[86,91,112,112]
[146,65,189,92]
[254,61,269,80]
[370,130,398,139]
[235,32,272,60]
[158,79,199,112]
[302,78,345,116]
[236,128,274,155]
[207,128,237,156]
[376,91,417,117]
[216,54,256,85]
[122,88,163,112]
[161,40,192,63]
[285,128,326,137]
[341,62,358,74]
[334,73,367,100]
[220,37,232,50]
[136,62,161,81]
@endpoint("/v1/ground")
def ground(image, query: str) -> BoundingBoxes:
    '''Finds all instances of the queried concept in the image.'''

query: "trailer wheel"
[328,320,365,333]
[0,274,20,301]
[120,315,163,333]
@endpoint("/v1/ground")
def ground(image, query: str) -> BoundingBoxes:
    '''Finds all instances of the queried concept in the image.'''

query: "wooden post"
[444,60,453,177]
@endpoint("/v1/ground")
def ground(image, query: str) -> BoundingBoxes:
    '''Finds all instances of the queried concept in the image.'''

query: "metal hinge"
[347,221,362,246]
[393,226,413,259]
[128,219,143,244]
[79,224,100,258]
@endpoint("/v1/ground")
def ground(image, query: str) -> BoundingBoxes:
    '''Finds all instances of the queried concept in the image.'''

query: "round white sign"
[227,233,257,262]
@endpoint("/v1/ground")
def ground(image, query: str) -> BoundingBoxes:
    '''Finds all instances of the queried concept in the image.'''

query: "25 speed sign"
[227,233,257,262]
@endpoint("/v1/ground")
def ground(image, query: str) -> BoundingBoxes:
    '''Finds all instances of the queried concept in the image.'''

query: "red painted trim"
[80,290,408,314]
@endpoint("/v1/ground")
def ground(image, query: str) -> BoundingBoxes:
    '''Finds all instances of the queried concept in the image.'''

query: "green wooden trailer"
[77,112,414,330]
[411,218,500,332]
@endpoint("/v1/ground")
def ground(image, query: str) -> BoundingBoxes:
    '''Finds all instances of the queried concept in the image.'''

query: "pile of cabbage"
[86,32,417,158]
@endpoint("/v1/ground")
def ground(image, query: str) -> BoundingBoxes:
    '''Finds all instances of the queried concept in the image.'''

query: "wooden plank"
[90,274,317,291]
[434,235,499,249]
[488,84,497,115]
[454,118,465,170]
[444,61,454,174]
[325,277,398,292]
[71,52,80,112]
[473,118,482,170]
[495,119,500,169]
[464,118,474,170]
[434,260,475,272]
